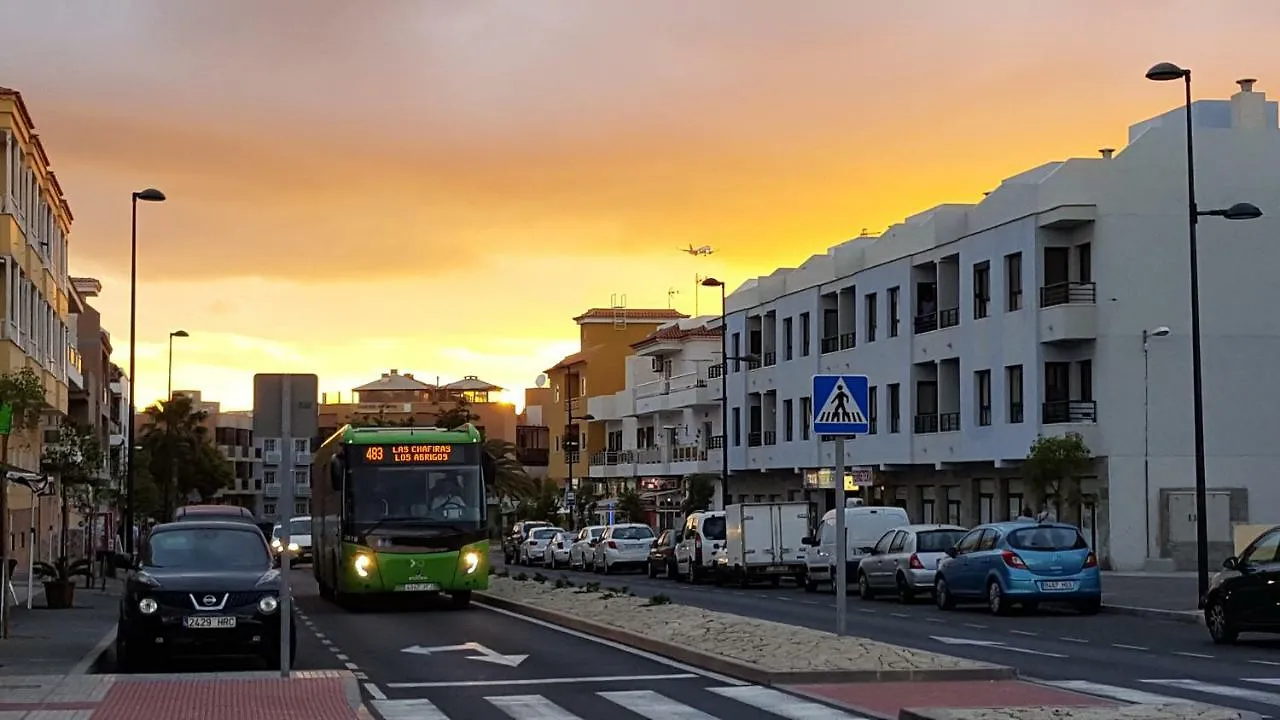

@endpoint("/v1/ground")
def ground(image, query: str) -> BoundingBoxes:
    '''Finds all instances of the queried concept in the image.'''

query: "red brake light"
[909,553,924,570]
[1083,551,1097,568]
[694,536,702,549]
[607,540,618,549]
[1001,551,1027,569]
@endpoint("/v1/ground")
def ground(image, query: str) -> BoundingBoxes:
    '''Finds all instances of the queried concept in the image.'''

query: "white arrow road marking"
[930,635,1068,658]
[401,641,530,667]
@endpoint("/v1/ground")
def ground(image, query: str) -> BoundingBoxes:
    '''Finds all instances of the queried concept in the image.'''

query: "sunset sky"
[3,0,1279,411]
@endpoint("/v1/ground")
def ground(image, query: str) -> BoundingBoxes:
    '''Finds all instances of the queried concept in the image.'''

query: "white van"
[801,506,910,592]
[674,511,726,583]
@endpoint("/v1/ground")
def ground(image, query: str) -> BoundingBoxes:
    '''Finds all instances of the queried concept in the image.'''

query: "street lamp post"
[1143,325,1170,563]
[702,278,731,508]
[167,330,189,401]
[1145,62,1264,605]
[125,188,166,556]
[564,372,594,528]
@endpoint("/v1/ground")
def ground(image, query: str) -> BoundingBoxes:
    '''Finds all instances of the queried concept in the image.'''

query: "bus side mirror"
[329,458,343,491]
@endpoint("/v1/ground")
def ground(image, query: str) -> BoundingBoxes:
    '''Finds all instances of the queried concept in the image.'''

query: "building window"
[888,383,901,433]
[732,407,741,446]
[800,396,812,440]
[867,386,878,434]
[887,287,900,337]
[783,317,793,361]
[1078,359,1093,402]
[783,398,794,441]
[973,262,990,319]
[1006,364,1024,423]
[731,333,741,372]
[976,370,992,426]
[294,469,309,487]
[1005,253,1023,311]
[263,503,276,516]
[262,438,279,453]
[295,501,309,516]
[799,312,811,356]
[292,438,309,453]
[264,470,277,486]
[864,293,878,342]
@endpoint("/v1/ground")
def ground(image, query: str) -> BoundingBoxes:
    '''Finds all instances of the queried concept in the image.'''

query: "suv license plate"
[400,583,440,592]
[1041,581,1075,591]
[184,616,236,629]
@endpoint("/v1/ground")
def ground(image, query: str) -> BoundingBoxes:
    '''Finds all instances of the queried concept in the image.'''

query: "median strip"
[476,574,1015,685]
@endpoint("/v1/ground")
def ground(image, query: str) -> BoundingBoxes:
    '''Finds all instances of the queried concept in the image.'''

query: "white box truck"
[722,502,810,587]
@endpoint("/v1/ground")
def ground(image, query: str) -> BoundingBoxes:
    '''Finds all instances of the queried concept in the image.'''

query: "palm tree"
[140,395,210,517]
[482,438,538,500]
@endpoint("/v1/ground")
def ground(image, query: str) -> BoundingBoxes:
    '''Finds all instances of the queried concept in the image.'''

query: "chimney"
[1231,77,1267,129]
[1099,148,1115,159]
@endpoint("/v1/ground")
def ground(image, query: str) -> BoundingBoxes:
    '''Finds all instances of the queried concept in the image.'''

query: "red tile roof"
[573,308,688,323]
[631,324,722,350]
[546,350,589,372]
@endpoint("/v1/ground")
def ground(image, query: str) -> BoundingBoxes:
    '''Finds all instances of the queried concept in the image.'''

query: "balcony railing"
[1042,400,1098,424]
[914,312,938,334]
[636,379,667,399]
[762,351,777,367]
[566,451,581,464]
[516,447,549,466]
[634,447,663,464]
[671,445,707,462]
[762,430,777,446]
[914,414,939,434]
[939,412,961,432]
[707,435,724,449]
[1039,281,1097,308]
[839,332,855,351]
[939,307,960,329]
[821,336,839,354]
[708,363,724,379]
[748,432,763,447]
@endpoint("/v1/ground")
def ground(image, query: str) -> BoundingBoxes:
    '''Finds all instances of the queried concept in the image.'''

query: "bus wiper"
[359,516,417,542]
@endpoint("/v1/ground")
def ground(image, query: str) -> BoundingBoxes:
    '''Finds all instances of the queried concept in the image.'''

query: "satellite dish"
[535,373,547,388]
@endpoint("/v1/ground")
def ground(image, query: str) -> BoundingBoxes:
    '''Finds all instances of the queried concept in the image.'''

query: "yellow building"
[2,86,75,548]
[545,308,687,488]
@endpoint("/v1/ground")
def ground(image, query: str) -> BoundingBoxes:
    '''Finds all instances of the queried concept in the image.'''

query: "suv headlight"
[138,597,158,615]
[258,595,279,614]
[288,542,300,552]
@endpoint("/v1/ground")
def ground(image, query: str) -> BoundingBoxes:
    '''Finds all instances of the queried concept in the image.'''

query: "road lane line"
[889,613,911,618]
[963,623,988,629]
[1039,680,1188,705]
[476,601,747,685]
[1172,651,1213,658]
[487,694,583,719]
[1009,630,1037,636]
[1058,637,1089,643]
[1251,660,1280,667]
[344,661,359,670]
[335,652,348,660]
[925,618,943,623]
[1143,679,1280,707]
[857,608,876,614]
[709,686,863,718]
[371,698,449,719]
[1111,644,1149,651]
[599,690,717,719]
[1249,680,1280,687]
[386,673,700,689]
[362,683,386,700]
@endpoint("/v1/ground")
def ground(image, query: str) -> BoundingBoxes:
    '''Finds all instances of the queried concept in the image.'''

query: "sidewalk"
[0,577,120,676]
[1102,571,1202,619]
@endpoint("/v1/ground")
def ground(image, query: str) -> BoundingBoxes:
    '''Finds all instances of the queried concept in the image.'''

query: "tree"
[139,395,233,514]
[516,478,562,524]
[435,398,477,430]
[482,438,537,500]
[574,482,601,529]
[40,420,107,558]
[681,474,717,515]
[1023,432,1093,526]
[617,487,646,523]
[0,366,49,435]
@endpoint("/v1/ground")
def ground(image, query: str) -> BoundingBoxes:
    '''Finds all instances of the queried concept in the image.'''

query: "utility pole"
[1,402,14,640]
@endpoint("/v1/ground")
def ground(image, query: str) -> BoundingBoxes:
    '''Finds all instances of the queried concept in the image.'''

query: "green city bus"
[311,424,491,608]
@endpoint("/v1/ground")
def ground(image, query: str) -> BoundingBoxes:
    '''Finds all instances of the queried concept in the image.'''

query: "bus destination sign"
[361,444,456,464]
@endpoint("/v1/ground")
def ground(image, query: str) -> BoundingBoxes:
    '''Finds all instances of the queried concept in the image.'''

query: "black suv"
[115,520,295,670]
[503,521,550,564]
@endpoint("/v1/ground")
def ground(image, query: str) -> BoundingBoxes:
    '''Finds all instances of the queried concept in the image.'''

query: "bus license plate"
[400,583,440,592]
[184,616,236,629]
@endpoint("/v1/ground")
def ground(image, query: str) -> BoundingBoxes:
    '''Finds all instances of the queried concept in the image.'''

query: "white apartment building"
[723,77,1280,572]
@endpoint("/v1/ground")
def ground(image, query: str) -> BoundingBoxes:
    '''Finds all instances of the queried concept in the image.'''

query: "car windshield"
[701,516,726,541]
[530,528,561,540]
[917,530,968,552]
[349,465,484,524]
[290,519,311,535]
[147,528,270,570]
[1006,527,1089,551]
[612,526,653,540]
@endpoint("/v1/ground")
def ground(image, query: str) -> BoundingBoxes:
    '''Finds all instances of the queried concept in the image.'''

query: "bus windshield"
[348,465,484,525]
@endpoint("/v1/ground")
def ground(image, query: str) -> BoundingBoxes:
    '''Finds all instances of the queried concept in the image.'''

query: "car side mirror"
[1222,556,1240,571]
[801,536,815,546]
[945,547,958,558]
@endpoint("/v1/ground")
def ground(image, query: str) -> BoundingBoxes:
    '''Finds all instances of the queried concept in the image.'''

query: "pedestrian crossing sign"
[811,374,870,435]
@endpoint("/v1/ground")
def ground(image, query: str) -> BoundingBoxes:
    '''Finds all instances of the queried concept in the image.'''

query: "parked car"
[801,505,911,592]
[270,516,312,565]
[503,521,549,564]
[855,524,968,603]
[114,520,295,671]
[1204,523,1280,644]
[569,525,607,570]
[519,527,565,566]
[591,523,655,574]
[934,520,1101,616]
[647,528,680,578]
[674,511,726,583]
[544,531,577,569]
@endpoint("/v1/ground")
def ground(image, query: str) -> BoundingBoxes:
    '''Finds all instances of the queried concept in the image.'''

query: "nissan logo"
[203,595,218,606]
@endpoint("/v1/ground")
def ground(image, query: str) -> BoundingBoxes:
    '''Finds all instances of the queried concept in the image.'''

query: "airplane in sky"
[680,244,714,256]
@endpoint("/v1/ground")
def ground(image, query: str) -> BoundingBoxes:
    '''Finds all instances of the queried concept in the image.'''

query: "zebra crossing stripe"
[1038,680,1189,705]
[371,697,449,720]
[485,694,581,719]
[599,690,717,719]
[709,686,865,718]
[1143,679,1280,707]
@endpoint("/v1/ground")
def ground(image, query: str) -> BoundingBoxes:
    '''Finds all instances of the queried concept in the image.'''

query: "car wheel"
[648,562,658,578]
[896,573,915,604]
[987,580,1010,616]
[858,571,875,600]
[602,560,612,575]
[1206,599,1238,644]
[114,628,140,673]
[667,558,678,578]
[804,577,819,592]
[934,577,955,610]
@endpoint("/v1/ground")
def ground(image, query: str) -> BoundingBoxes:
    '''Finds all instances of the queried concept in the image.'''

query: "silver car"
[856,524,968,602]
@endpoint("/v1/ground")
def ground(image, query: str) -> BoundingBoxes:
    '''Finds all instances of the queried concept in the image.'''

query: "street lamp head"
[700,277,725,288]
[1146,62,1188,82]
[133,188,167,202]
[1148,326,1171,338]
[1222,202,1263,221]
[170,329,189,338]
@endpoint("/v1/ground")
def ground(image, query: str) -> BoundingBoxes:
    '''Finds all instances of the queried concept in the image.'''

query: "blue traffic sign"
[811,374,871,435]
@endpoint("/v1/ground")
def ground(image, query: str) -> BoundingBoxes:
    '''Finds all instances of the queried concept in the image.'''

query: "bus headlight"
[138,597,158,615]
[462,551,480,574]
[258,595,279,614]
[353,553,373,578]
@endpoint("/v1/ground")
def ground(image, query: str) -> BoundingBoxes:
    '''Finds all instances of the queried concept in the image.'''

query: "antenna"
[535,373,547,388]
[610,293,627,330]
[667,287,679,309]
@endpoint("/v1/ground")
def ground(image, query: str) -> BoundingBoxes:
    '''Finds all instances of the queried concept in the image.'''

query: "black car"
[1205,524,1280,644]
[503,520,550,564]
[114,520,296,670]
[647,528,679,578]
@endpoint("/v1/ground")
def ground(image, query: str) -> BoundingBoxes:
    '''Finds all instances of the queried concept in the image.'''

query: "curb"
[1103,604,1202,625]
[474,592,1016,684]
[72,626,117,675]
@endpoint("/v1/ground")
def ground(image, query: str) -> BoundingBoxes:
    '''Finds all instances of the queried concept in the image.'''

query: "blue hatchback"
[933,520,1101,616]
